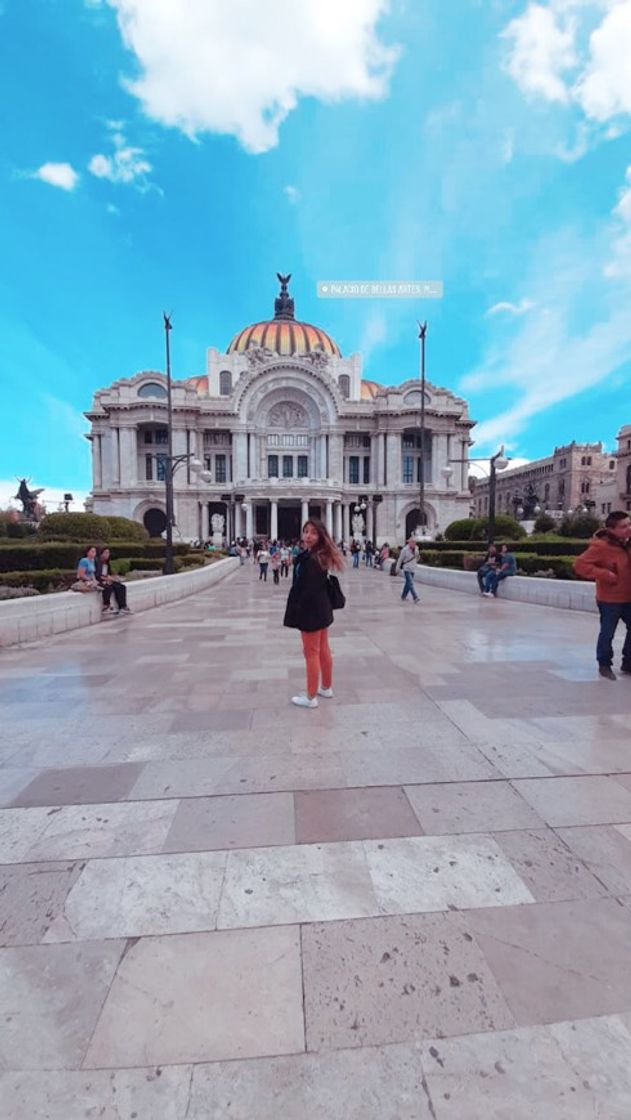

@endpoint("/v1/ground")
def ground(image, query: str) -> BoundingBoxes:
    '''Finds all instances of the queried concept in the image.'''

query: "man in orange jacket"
[573,510,631,680]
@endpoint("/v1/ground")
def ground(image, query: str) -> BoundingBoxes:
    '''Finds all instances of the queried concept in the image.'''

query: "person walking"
[573,511,631,680]
[258,546,270,581]
[396,535,420,603]
[365,540,374,568]
[482,543,516,597]
[351,540,360,568]
[283,518,344,708]
[271,549,281,585]
[280,544,290,578]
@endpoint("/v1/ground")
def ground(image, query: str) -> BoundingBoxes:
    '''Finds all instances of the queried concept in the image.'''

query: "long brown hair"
[303,519,344,572]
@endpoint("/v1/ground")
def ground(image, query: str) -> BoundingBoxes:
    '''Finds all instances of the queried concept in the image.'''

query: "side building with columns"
[85,278,474,544]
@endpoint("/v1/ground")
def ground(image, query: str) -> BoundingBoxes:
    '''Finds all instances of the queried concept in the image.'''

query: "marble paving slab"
[512,775,631,827]
[162,791,296,851]
[465,896,631,1024]
[302,911,515,1050]
[217,840,381,928]
[0,800,179,863]
[0,1066,193,1120]
[0,860,84,946]
[0,940,124,1070]
[420,1014,631,1119]
[83,927,304,1067]
[403,780,545,834]
[363,834,535,915]
[43,850,227,942]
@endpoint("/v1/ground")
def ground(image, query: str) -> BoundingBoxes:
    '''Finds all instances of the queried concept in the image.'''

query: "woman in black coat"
[283,519,344,708]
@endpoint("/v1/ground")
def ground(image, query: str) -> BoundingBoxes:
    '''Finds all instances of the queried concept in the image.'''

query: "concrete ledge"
[383,560,597,613]
[0,557,239,648]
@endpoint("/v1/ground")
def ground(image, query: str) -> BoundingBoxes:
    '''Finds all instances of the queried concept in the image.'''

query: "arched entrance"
[143,508,167,537]
[405,508,428,538]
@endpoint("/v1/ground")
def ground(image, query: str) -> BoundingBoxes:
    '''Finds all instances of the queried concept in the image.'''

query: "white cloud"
[486,298,535,316]
[101,0,399,153]
[463,169,631,450]
[106,202,121,215]
[605,163,631,277]
[574,0,631,120]
[88,129,152,187]
[32,162,79,191]
[502,0,631,135]
[501,2,578,103]
[283,185,301,204]
[358,309,388,363]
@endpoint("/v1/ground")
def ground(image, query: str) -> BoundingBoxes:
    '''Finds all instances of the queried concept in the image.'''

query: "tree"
[533,512,556,534]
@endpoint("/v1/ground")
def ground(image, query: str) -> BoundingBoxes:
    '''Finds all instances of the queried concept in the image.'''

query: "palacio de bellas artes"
[85,275,473,543]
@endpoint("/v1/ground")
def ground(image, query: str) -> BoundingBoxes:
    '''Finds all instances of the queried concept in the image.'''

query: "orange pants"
[301,628,333,698]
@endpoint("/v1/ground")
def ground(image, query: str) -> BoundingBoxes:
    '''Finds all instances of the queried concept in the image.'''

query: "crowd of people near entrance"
[228,537,393,583]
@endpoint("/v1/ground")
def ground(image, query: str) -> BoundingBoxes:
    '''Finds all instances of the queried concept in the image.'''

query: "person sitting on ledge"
[477,543,497,593]
[96,547,131,614]
[482,543,516,597]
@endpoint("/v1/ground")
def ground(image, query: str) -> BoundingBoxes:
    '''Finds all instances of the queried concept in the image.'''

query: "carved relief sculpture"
[269,402,307,428]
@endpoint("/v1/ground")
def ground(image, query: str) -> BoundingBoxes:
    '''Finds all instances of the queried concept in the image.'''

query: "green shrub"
[110,558,132,576]
[533,513,557,533]
[0,515,38,539]
[0,544,84,573]
[125,558,163,572]
[37,512,147,541]
[0,569,75,592]
[559,513,601,538]
[416,538,587,557]
[445,515,525,541]
[514,554,578,580]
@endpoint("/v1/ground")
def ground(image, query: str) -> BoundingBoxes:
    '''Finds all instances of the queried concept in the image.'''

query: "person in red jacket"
[573,511,631,680]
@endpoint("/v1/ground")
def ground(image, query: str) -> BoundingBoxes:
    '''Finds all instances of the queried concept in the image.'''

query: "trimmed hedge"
[38,512,148,541]
[418,550,579,580]
[445,515,526,541]
[0,541,192,572]
[413,539,589,557]
[0,569,75,592]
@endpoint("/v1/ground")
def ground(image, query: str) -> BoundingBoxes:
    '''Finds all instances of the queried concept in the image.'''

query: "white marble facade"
[85,283,474,544]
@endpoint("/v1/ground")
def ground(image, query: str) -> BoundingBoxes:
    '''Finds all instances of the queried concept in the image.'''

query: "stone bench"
[0,557,239,648]
[383,560,597,613]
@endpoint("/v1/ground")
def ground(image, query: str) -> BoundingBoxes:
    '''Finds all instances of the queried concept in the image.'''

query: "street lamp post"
[162,312,211,574]
[449,445,509,545]
[417,320,427,535]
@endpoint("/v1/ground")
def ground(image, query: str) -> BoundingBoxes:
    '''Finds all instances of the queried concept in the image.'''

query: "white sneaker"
[318,687,334,698]
[291,694,319,708]
[482,591,493,597]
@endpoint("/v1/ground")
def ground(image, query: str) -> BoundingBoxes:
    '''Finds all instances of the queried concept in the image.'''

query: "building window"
[156,454,167,482]
[349,456,360,484]
[219,370,232,396]
[282,455,293,478]
[268,455,279,478]
[402,456,414,484]
[610,460,616,470]
[145,455,153,481]
[155,428,168,445]
[581,480,590,494]
[363,457,370,484]
[215,454,227,483]
[138,382,168,399]
[204,456,212,474]
[297,455,308,478]
[627,464,631,493]
[143,431,153,444]
[544,483,550,504]
[338,374,350,399]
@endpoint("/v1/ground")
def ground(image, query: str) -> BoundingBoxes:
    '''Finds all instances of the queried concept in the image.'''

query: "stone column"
[386,432,400,487]
[270,499,278,540]
[329,435,344,483]
[234,432,247,481]
[234,502,243,538]
[91,436,102,489]
[250,434,258,479]
[333,501,342,542]
[119,427,137,485]
[301,498,309,525]
[366,502,374,541]
[325,499,333,534]
[111,428,120,485]
[245,502,253,539]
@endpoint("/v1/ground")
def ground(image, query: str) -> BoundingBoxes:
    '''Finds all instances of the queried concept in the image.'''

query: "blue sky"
[1,0,630,505]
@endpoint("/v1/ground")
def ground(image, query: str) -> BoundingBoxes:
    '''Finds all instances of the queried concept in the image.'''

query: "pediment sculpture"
[269,402,307,429]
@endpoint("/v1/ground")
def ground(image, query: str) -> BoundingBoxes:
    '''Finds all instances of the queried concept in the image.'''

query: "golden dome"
[361,379,382,400]
[226,273,341,358]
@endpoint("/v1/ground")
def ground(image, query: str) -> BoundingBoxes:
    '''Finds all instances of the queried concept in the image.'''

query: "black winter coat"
[283,549,333,633]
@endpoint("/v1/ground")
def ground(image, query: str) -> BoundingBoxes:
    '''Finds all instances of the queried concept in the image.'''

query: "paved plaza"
[2,563,631,1118]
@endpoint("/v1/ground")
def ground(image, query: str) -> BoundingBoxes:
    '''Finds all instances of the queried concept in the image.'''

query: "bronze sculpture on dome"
[274,273,295,320]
